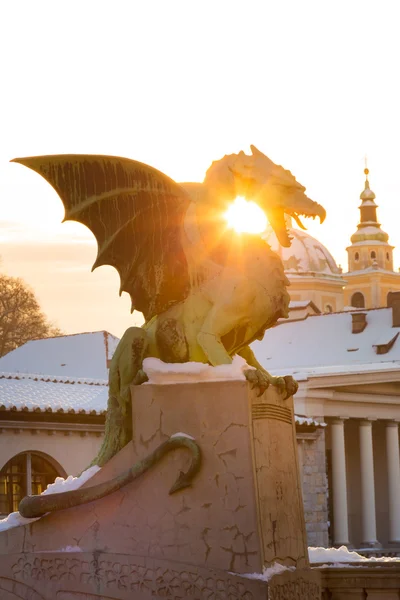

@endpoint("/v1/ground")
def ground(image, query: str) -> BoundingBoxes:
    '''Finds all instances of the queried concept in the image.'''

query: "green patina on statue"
[13,146,325,490]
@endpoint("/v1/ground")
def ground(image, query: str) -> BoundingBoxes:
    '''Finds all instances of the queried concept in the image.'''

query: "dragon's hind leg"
[91,327,148,467]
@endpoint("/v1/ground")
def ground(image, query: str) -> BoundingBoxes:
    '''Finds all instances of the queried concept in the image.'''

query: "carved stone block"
[0,381,317,598]
[1,551,321,600]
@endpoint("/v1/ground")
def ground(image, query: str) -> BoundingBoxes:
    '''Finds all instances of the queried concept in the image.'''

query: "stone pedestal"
[130,380,309,573]
[0,379,320,599]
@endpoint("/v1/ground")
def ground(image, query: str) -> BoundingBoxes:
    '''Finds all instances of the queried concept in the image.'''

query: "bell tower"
[344,167,400,308]
[347,168,393,272]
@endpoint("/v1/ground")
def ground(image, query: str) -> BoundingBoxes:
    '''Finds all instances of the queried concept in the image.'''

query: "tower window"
[371,251,376,260]
[354,252,359,261]
[351,292,365,308]
[325,304,333,313]
[386,252,390,261]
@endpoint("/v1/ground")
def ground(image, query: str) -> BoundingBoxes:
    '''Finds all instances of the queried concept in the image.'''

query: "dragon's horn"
[250,145,266,157]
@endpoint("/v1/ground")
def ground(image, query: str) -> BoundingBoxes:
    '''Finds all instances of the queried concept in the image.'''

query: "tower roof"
[359,168,376,203]
[350,167,389,245]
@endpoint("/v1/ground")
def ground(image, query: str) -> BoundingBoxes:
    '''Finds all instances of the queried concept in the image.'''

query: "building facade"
[1,170,400,551]
[0,332,117,518]
[0,330,328,547]
[344,168,400,309]
[265,222,346,314]
[253,303,400,551]
[267,168,400,313]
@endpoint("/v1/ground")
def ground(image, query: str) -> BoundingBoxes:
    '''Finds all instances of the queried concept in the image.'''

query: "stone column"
[330,418,350,546]
[359,420,379,546]
[26,451,32,497]
[386,421,400,544]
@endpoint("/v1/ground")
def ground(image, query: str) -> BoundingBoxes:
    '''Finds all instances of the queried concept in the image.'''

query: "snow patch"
[0,466,101,533]
[0,511,41,532]
[236,547,400,580]
[59,545,83,552]
[170,432,195,440]
[252,306,400,378]
[295,416,327,427]
[309,545,400,563]
[143,355,254,384]
[41,465,101,496]
[236,562,294,582]
[0,331,119,380]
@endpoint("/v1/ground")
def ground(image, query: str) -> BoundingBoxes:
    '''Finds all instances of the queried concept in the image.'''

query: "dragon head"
[204,145,326,247]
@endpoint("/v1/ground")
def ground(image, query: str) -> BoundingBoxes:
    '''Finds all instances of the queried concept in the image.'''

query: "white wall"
[0,430,103,476]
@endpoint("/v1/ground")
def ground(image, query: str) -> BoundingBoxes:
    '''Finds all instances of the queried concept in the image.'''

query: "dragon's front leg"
[238,345,298,399]
[91,327,149,467]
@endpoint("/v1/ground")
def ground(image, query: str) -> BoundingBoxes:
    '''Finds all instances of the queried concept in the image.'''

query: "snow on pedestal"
[0,465,101,533]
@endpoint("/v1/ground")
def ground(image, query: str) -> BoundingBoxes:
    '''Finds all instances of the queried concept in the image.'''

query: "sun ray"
[224,197,267,234]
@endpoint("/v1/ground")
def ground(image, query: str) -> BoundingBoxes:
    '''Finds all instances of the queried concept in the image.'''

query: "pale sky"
[1,1,400,337]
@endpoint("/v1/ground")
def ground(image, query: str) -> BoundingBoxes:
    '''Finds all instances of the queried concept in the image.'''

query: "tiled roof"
[0,374,108,414]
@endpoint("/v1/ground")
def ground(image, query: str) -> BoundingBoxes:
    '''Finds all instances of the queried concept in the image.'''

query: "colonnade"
[330,418,400,547]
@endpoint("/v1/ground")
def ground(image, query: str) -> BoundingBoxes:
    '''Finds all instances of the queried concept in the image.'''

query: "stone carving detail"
[57,594,116,600]
[12,557,81,582]
[0,575,46,599]
[251,403,292,424]
[11,557,255,599]
[269,578,321,600]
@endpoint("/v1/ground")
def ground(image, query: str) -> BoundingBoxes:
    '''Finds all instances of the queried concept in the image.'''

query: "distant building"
[255,169,400,552]
[0,331,327,548]
[0,331,119,379]
[0,332,118,517]
[265,223,346,314]
[253,302,400,551]
[344,168,400,309]
[266,168,400,315]
[1,169,400,552]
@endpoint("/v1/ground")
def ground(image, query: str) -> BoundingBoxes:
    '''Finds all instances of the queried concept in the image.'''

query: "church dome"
[264,226,342,277]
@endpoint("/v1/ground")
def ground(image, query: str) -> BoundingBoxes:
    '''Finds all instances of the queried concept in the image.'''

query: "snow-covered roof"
[252,307,400,378]
[0,332,119,380]
[0,362,325,421]
[289,300,320,312]
[0,374,108,414]
[289,300,313,309]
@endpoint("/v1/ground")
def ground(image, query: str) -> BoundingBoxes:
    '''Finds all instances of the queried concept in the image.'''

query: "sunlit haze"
[225,197,268,234]
[1,1,400,337]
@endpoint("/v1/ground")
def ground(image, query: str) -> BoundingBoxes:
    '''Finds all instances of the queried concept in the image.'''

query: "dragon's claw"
[133,369,149,386]
[244,368,270,397]
[244,368,298,400]
[283,375,299,399]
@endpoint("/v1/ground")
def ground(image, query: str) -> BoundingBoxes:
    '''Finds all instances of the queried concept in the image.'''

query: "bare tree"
[0,274,62,358]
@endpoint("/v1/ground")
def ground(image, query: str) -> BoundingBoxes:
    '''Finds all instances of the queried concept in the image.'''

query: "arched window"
[386,252,390,261]
[325,304,333,313]
[354,252,359,261]
[351,292,365,308]
[0,452,63,516]
[371,251,376,260]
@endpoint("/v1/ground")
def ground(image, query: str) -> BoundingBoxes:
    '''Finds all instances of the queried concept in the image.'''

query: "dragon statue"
[13,146,325,489]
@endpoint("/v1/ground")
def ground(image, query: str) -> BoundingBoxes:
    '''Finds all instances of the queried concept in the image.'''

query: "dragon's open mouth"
[289,210,325,231]
[268,204,326,248]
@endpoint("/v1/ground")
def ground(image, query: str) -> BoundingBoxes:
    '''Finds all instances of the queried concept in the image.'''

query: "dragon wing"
[12,154,191,320]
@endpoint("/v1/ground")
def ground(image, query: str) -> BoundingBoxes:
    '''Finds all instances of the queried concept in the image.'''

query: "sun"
[224,196,267,234]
